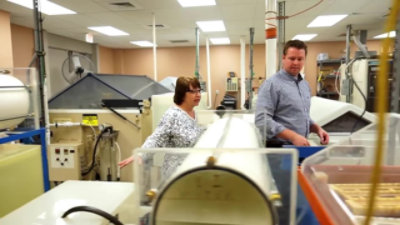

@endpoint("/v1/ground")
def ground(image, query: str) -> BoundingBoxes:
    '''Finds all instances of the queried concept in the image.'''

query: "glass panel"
[301,114,400,224]
[134,148,297,225]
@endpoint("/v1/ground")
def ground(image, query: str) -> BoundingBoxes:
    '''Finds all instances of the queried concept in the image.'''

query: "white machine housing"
[310,96,375,144]
[339,59,369,109]
[134,116,298,225]
[0,75,30,130]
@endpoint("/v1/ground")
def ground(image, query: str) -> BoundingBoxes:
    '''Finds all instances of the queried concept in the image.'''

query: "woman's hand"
[118,156,134,168]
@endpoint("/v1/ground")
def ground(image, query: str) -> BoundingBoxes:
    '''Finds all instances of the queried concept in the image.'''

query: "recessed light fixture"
[210,37,230,45]
[196,20,225,32]
[88,26,129,36]
[292,34,317,41]
[177,0,216,7]
[307,15,347,27]
[374,31,396,39]
[130,41,154,47]
[7,0,76,15]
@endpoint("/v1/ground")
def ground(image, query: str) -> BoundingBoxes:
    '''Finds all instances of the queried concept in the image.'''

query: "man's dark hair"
[283,39,308,56]
[173,76,201,105]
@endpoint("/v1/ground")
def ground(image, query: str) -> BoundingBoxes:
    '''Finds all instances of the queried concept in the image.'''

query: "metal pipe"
[391,14,400,112]
[240,37,246,109]
[49,122,82,127]
[345,24,352,103]
[277,1,285,70]
[249,28,255,109]
[265,0,278,78]
[195,27,200,80]
[152,13,158,81]
[33,0,47,126]
[206,38,212,108]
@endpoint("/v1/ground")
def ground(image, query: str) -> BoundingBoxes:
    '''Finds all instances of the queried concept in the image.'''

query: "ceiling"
[0,0,393,49]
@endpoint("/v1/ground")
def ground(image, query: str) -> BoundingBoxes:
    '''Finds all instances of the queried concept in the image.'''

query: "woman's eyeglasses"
[187,89,202,94]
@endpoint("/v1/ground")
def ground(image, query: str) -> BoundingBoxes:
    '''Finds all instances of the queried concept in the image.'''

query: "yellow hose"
[363,0,400,224]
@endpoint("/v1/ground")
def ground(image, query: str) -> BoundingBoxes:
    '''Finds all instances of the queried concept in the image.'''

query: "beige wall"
[98,45,116,74]
[0,10,13,68]
[98,41,384,108]
[11,24,34,67]
[98,45,267,108]
[6,20,384,106]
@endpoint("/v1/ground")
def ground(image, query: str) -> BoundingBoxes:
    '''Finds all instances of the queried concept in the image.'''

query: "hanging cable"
[344,57,368,133]
[265,0,323,21]
[363,0,399,224]
[62,206,123,225]
[81,126,113,176]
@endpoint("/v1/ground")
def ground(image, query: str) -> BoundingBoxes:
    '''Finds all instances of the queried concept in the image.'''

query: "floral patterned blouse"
[142,105,204,148]
[141,105,205,179]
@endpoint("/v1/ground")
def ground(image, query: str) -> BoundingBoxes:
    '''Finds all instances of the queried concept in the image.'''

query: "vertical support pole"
[206,38,212,108]
[40,128,50,191]
[265,0,278,78]
[391,14,400,112]
[240,37,246,110]
[152,13,158,81]
[249,28,255,109]
[195,27,200,80]
[33,0,47,126]
[345,24,352,103]
[277,1,285,70]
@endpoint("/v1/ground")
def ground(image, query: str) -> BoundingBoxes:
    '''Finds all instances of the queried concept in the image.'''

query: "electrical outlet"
[216,90,220,95]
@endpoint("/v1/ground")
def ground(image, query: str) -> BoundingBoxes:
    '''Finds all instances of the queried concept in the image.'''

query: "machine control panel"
[48,143,83,181]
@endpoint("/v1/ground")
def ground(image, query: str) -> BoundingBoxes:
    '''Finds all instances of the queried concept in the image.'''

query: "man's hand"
[290,133,311,146]
[277,129,310,146]
[118,155,134,168]
[317,128,329,145]
[310,123,329,145]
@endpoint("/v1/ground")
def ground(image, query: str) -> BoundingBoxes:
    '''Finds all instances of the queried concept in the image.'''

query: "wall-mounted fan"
[61,51,95,84]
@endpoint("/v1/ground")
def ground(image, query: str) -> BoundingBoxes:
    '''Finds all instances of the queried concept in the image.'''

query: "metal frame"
[0,128,50,191]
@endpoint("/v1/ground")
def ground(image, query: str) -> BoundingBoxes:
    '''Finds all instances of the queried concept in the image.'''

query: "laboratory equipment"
[0,74,30,130]
[309,96,375,144]
[300,113,400,225]
[134,114,298,225]
[0,68,48,216]
[47,73,170,182]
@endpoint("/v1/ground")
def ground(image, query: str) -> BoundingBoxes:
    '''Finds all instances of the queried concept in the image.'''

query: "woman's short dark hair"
[173,76,201,105]
[283,39,308,56]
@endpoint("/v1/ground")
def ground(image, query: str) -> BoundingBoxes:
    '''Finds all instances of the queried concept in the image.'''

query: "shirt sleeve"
[141,110,175,148]
[255,79,286,139]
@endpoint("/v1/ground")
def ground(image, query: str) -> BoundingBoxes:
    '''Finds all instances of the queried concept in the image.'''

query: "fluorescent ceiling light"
[374,31,396,39]
[196,20,225,32]
[88,26,129,36]
[177,0,216,7]
[210,37,230,45]
[130,41,154,47]
[307,15,347,27]
[7,0,76,15]
[85,33,94,43]
[292,34,317,41]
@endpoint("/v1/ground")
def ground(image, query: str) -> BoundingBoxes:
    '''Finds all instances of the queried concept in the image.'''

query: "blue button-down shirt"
[255,69,314,144]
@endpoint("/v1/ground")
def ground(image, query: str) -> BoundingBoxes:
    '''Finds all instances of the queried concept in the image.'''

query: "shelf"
[317,59,343,66]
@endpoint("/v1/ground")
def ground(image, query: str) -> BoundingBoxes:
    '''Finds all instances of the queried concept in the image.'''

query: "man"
[255,40,329,147]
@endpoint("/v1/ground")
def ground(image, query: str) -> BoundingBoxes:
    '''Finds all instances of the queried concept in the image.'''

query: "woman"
[119,76,204,168]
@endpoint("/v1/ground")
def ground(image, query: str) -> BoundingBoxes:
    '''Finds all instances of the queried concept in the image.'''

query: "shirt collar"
[279,69,303,82]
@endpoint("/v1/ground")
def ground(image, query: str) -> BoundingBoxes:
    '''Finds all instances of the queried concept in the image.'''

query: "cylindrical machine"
[149,117,279,225]
[0,75,30,130]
